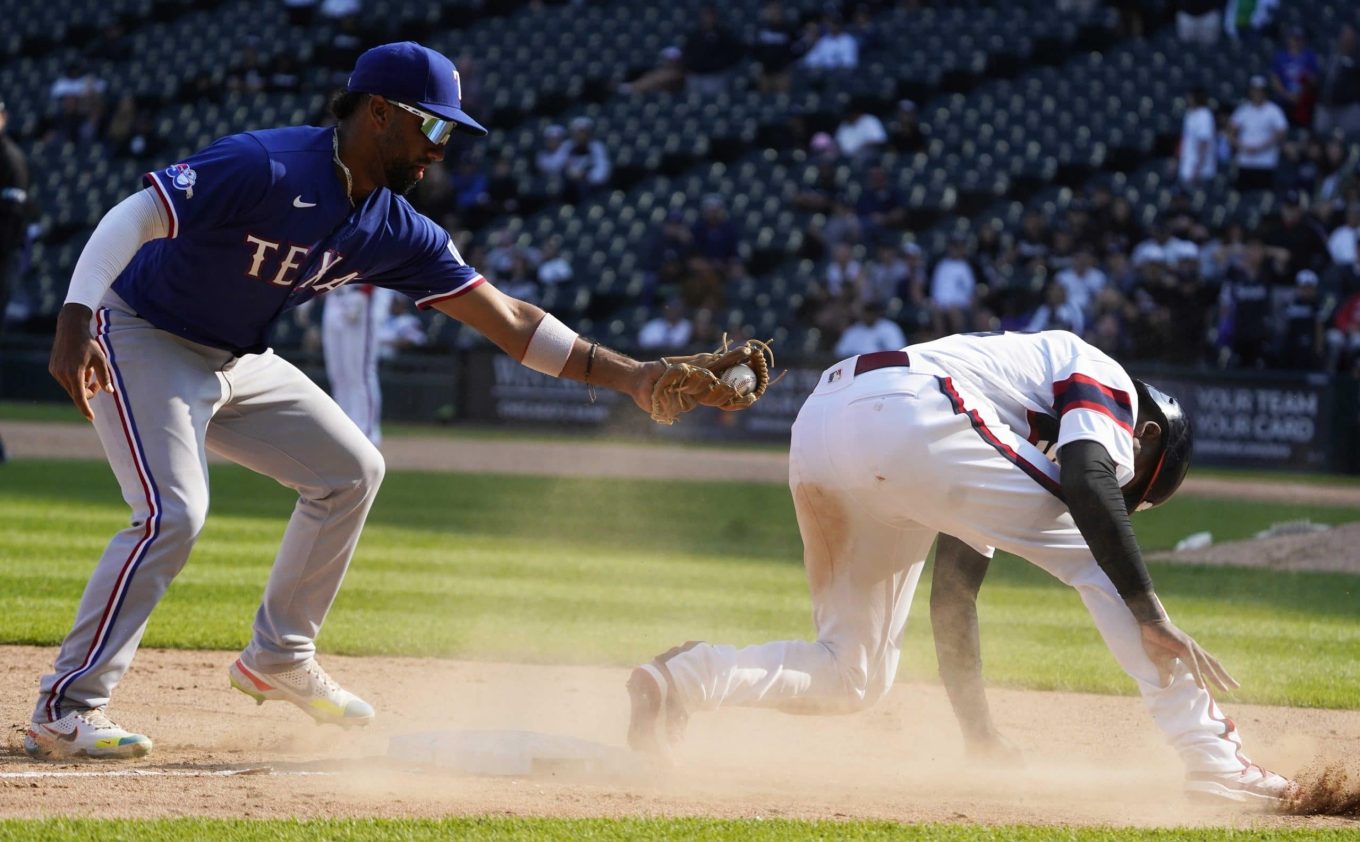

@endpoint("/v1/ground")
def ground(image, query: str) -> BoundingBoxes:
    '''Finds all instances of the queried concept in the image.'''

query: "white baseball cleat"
[1185,764,1298,806]
[228,657,374,727]
[24,708,153,760]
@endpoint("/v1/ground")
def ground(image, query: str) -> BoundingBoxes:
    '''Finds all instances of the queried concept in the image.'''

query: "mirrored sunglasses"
[390,99,458,145]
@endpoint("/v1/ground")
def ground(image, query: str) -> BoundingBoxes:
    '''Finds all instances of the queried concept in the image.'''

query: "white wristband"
[521,313,578,376]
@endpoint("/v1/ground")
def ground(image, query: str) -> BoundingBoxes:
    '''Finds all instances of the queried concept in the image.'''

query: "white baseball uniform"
[650,331,1254,775]
[323,284,388,446]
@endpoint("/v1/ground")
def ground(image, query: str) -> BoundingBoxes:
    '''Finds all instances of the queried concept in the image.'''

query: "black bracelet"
[584,340,599,403]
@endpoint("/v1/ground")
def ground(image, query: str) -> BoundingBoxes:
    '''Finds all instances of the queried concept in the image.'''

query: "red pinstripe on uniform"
[417,275,485,309]
[938,376,1065,500]
[143,172,179,239]
[45,309,163,720]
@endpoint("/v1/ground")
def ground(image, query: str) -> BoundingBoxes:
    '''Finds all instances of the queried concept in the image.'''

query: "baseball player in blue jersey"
[29,42,663,760]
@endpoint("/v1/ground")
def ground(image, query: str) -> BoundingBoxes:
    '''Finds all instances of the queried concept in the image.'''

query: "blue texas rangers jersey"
[113,126,484,355]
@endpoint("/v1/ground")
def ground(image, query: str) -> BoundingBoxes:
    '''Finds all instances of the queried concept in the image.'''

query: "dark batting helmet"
[1128,380,1193,511]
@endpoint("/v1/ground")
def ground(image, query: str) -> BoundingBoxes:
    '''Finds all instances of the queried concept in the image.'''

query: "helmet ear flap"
[1131,379,1193,509]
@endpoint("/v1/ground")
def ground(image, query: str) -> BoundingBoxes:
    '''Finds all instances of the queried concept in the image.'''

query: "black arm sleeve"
[929,534,999,745]
[1058,439,1153,600]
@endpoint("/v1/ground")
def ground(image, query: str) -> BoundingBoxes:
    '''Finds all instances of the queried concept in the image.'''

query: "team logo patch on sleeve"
[165,163,197,198]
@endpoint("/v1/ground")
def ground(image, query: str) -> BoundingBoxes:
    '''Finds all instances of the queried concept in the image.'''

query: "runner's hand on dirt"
[965,729,1025,768]
[1138,619,1239,693]
[49,303,112,421]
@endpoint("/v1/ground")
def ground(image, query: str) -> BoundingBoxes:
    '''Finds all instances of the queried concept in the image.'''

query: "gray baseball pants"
[33,293,384,722]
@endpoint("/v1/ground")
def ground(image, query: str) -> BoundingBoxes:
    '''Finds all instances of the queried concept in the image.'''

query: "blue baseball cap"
[348,41,487,137]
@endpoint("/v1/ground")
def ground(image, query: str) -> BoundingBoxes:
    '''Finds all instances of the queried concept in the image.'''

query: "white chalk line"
[0,768,335,779]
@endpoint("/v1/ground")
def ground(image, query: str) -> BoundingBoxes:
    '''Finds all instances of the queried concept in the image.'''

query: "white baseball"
[721,363,757,396]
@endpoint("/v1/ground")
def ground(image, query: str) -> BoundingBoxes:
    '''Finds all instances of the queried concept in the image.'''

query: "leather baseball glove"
[649,338,775,425]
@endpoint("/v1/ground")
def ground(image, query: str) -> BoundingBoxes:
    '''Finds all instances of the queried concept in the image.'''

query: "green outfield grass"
[2,459,1357,709]
[0,819,1352,842]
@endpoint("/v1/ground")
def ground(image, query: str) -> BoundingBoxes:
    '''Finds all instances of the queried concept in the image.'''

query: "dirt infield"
[4,419,1358,827]
[3,646,1357,827]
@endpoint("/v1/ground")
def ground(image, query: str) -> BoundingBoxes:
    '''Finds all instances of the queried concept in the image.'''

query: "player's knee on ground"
[817,651,894,714]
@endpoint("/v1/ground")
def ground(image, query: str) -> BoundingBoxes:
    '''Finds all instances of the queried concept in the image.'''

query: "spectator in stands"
[638,298,694,350]
[377,295,428,360]
[900,241,929,315]
[1271,26,1320,127]
[1328,202,1360,267]
[619,47,687,96]
[562,117,611,201]
[1230,77,1289,192]
[825,241,864,303]
[833,301,906,356]
[1223,0,1277,41]
[496,248,540,306]
[1088,310,1129,357]
[752,1,799,93]
[1326,287,1360,372]
[643,210,694,304]
[1016,209,1051,264]
[802,14,858,71]
[1175,0,1221,45]
[817,195,864,257]
[1104,250,1137,293]
[861,240,909,307]
[50,61,106,102]
[1133,219,1192,267]
[537,235,574,286]
[887,99,924,153]
[103,95,137,155]
[1055,246,1107,318]
[47,89,103,147]
[691,195,740,265]
[1261,190,1330,277]
[1315,134,1357,207]
[1102,196,1143,256]
[1278,269,1324,369]
[1217,237,1278,367]
[1026,281,1085,335]
[684,5,746,96]
[834,103,887,160]
[930,234,976,336]
[855,166,905,240]
[1202,221,1248,280]
[535,124,569,176]
[1315,24,1360,139]
[1213,104,1235,169]
[1178,87,1217,187]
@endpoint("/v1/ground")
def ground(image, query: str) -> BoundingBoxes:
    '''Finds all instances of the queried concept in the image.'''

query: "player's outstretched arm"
[929,535,1022,765]
[1059,440,1239,693]
[433,283,663,412]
